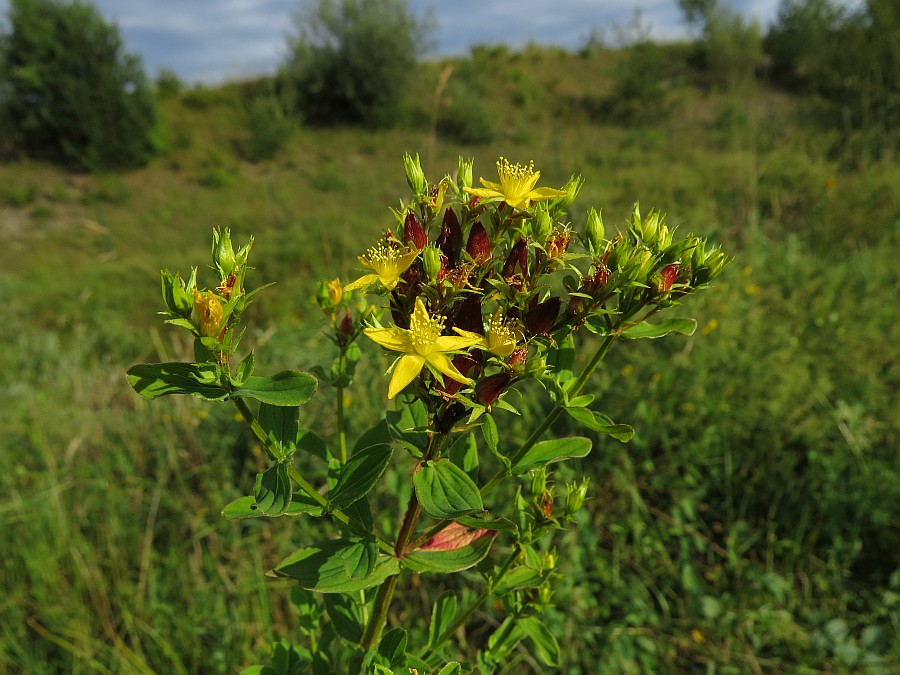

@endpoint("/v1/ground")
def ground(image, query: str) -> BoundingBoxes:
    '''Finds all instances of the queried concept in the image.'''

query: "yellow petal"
[433,331,483,352]
[426,351,472,385]
[528,186,568,200]
[344,274,379,291]
[463,186,503,200]
[364,326,412,352]
[388,354,425,399]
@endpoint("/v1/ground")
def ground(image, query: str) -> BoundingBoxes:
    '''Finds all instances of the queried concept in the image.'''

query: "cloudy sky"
[0,1,791,84]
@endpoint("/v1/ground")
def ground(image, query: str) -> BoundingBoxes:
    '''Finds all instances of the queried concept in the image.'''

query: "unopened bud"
[524,297,561,336]
[338,310,353,336]
[161,269,194,317]
[659,263,679,293]
[457,156,474,191]
[403,211,428,250]
[532,206,552,244]
[475,372,511,406]
[423,245,442,283]
[584,207,605,254]
[465,221,491,265]
[403,152,427,196]
[452,295,484,335]
[212,227,236,276]
[502,238,528,278]
[436,208,463,266]
[565,478,590,517]
[193,290,224,338]
[555,174,584,211]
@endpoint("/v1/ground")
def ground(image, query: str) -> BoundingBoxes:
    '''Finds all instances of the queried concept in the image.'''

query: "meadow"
[1,44,898,672]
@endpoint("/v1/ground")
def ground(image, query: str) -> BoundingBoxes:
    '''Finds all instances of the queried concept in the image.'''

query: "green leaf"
[512,436,592,475]
[414,460,483,519]
[428,592,458,648]
[454,512,518,533]
[340,537,377,580]
[254,463,292,516]
[493,566,548,595]
[232,370,318,406]
[563,407,635,442]
[378,628,407,670]
[387,397,429,455]
[274,538,399,593]
[448,432,479,482]
[519,615,560,667]
[621,317,697,339]
[233,350,255,385]
[353,419,392,454]
[258,403,300,454]
[328,443,392,511]
[221,493,323,520]
[436,664,461,675]
[324,593,363,643]
[297,429,329,460]
[344,494,373,531]
[549,333,576,382]
[126,362,227,401]
[481,415,511,472]
[403,527,497,574]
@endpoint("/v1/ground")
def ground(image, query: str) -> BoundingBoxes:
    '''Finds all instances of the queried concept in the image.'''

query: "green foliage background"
[0,1,898,671]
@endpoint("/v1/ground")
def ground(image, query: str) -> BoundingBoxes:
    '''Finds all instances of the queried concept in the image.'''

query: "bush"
[0,0,158,170]
[281,0,431,127]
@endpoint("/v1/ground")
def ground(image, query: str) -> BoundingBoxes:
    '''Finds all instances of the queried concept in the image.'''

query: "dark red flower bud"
[581,264,609,295]
[452,295,484,335]
[465,221,491,265]
[502,238,528,278]
[475,372,511,406]
[338,310,353,335]
[659,263,679,292]
[525,297,561,336]
[436,402,467,434]
[436,208,463,267]
[403,211,427,250]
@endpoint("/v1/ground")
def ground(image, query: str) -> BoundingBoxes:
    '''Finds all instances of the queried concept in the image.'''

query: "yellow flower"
[485,309,521,357]
[344,241,420,292]
[326,278,343,306]
[464,157,567,210]
[364,298,483,399]
[193,290,224,338]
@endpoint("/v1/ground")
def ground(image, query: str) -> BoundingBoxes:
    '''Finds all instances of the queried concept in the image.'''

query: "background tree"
[0,0,159,170]
[281,0,432,127]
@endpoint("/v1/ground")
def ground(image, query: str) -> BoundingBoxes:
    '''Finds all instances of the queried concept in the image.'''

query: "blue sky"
[0,1,797,84]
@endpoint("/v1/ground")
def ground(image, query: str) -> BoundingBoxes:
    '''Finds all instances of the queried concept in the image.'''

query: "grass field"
[1,45,898,672]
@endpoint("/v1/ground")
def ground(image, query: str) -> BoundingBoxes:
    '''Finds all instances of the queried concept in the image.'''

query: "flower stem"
[336,349,348,465]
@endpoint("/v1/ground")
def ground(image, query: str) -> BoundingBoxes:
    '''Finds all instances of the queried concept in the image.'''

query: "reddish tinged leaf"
[421,521,497,552]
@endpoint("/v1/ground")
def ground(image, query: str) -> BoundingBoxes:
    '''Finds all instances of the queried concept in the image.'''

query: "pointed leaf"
[232,370,317,406]
[403,523,497,574]
[414,460,483,519]
[378,628,408,670]
[621,317,697,339]
[258,403,300,454]
[428,592,458,648]
[324,593,364,643]
[512,436,592,475]
[274,538,399,593]
[563,407,635,442]
[328,444,392,511]
[519,615,560,666]
[127,362,227,401]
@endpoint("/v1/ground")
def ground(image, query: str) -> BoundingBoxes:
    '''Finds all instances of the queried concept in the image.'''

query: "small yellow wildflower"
[464,157,566,210]
[344,241,420,292]
[326,278,343,306]
[691,629,705,644]
[485,309,521,358]
[193,290,224,338]
[364,298,483,399]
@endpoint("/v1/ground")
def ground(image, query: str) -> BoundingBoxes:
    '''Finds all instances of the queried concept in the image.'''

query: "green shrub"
[281,0,431,127]
[0,0,159,170]
[235,86,296,163]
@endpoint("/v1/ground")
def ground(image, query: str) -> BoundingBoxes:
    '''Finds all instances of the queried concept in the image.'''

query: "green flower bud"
[584,207,605,254]
[161,269,194,317]
[457,156,473,191]
[554,173,584,211]
[565,478,590,517]
[404,152,428,196]
[422,245,442,283]
[212,227,236,277]
[532,205,552,245]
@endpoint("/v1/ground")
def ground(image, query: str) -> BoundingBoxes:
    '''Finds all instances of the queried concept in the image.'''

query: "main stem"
[360,432,446,649]
[336,349,348,465]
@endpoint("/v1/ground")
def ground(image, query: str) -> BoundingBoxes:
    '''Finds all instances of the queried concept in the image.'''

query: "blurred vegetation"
[0,0,159,170]
[0,0,898,671]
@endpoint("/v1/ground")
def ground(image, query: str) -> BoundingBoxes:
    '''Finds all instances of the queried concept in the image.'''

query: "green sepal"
[231,370,318,406]
[273,538,399,593]
[327,444,393,511]
[126,362,227,401]
[621,317,697,339]
[414,459,484,519]
[511,436,592,475]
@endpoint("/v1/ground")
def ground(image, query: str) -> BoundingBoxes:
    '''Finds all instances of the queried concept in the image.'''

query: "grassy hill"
[1,45,898,672]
